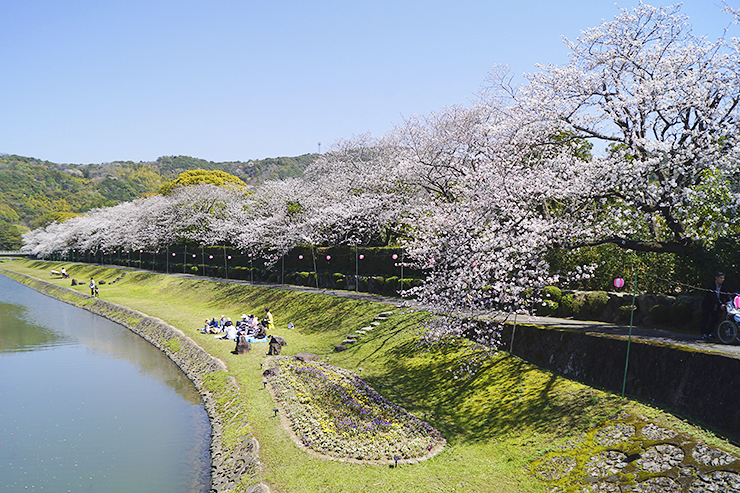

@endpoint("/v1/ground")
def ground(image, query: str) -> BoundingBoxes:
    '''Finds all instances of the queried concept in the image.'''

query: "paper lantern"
[359,254,364,260]
[614,278,625,288]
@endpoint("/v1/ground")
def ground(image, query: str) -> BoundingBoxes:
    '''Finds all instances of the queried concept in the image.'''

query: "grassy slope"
[4,259,730,492]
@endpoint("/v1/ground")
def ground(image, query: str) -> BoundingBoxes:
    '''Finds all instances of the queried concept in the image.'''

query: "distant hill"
[0,153,317,249]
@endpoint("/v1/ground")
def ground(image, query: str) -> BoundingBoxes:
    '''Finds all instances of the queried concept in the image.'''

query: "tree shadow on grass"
[201,284,378,333]
[363,340,623,445]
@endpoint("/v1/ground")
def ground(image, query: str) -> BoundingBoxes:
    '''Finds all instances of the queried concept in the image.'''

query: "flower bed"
[265,357,444,462]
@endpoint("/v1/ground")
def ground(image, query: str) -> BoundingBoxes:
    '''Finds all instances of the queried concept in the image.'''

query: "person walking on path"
[701,271,727,341]
[89,278,96,297]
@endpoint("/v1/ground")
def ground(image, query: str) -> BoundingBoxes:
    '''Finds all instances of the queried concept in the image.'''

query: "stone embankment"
[533,410,740,491]
[495,319,740,446]
[0,269,268,493]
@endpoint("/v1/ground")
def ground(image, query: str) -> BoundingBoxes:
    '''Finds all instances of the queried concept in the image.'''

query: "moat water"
[0,274,210,491]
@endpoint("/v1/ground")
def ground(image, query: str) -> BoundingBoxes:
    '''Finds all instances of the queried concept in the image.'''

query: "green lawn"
[3,259,735,492]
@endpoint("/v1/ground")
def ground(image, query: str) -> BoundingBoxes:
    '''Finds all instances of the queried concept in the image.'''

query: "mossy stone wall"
[500,323,740,443]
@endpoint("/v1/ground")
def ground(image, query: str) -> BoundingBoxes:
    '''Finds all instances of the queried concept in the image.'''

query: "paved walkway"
[159,270,740,360]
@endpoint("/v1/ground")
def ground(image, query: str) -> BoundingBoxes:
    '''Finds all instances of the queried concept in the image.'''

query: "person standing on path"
[701,271,727,341]
[89,277,96,296]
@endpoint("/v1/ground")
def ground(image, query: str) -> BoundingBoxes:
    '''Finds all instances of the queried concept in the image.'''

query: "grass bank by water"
[2,259,736,492]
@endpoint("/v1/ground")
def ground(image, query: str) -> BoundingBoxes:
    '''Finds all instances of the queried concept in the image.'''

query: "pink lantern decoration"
[326,255,331,261]
[429,258,435,264]
[298,255,303,260]
[192,254,196,258]
[359,254,364,260]
[392,254,398,260]
[209,255,213,259]
[227,256,232,260]
[614,278,625,288]
[172,253,176,257]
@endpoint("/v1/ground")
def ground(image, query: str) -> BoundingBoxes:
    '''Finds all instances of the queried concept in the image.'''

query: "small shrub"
[190,265,199,274]
[670,301,693,326]
[560,294,574,317]
[585,291,609,317]
[649,304,671,325]
[298,272,310,285]
[617,304,636,324]
[333,273,346,289]
[542,285,562,303]
[358,276,369,292]
[537,300,559,317]
[385,276,399,293]
[372,276,385,292]
[572,293,587,319]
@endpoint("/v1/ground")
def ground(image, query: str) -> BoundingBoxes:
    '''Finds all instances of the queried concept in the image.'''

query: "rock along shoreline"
[0,269,269,493]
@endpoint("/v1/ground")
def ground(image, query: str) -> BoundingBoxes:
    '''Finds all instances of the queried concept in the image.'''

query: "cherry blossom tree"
[22,4,739,351]
[514,3,740,254]
[393,3,740,339]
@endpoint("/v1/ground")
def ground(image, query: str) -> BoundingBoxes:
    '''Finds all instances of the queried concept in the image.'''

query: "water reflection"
[0,301,76,352]
[0,274,210,492]
[0,276,201,404]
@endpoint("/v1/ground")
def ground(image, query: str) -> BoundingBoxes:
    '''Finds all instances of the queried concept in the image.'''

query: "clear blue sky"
[1,0,736,164]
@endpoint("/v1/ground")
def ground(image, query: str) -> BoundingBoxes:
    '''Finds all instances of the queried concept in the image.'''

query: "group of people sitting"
[199,308,288,356]
[201,309,274,341]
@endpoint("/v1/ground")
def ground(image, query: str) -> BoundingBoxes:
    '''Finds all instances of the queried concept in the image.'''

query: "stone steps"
[335,311,393,352]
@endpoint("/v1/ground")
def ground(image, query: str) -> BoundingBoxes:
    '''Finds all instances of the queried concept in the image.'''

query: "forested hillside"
[0,153,316,249]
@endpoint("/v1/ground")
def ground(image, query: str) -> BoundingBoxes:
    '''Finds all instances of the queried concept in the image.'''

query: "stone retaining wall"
[499,322,740,444]
[0,270,268,493]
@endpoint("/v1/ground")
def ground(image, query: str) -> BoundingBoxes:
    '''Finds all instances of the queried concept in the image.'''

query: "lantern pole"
[621,270,639,398]
[355,243,359,293]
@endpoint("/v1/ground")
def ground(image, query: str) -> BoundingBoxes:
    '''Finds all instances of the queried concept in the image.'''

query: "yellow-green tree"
[159,169,246,195]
